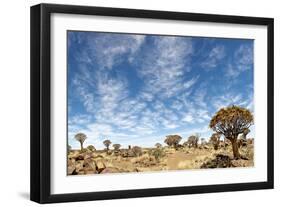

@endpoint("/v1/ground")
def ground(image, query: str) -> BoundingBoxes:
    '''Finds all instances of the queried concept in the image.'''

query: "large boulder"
[95,160,106,173]
[84,153,94,160]
[200,154,234,168]
[75,154,85,161]
[68,151,80,159]
[67,160,76,175]
[75,160,84,173]
[84,158,97,174]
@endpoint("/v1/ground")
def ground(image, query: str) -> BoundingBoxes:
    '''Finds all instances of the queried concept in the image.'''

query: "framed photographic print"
[30,3,274,203]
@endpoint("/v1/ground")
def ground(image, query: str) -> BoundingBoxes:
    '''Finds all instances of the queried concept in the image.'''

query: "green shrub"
[151,148,165,161]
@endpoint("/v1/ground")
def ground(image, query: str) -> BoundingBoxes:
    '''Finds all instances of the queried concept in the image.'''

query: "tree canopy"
[113,144,121,150]
[103,139,112,150]
[209,105,253,140]
[164,135,182,148]
[209,105,253,158]
[74,133,87,150]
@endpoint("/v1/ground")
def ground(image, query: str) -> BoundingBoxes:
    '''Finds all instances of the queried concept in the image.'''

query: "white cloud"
[88,33,145,69]
[226,63,240,78]
[212,93,250,111]
[138,36,193,98]
[193,86,207,108]
[183,76,199,90]
[73,77,96,113]
[201,45,225,70]
[182,114,194,123]
[139,91,154,102]
[68,34,254,150]
[68,114,92,125]
[171,100,184,110]
[234,44,253,71]
[226,44,253,78]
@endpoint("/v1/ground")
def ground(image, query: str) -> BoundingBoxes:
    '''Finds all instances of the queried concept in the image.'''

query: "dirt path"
[167,151,198,169]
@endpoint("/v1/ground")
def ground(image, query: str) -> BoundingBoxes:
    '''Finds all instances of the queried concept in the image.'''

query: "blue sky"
[67,31,254,149]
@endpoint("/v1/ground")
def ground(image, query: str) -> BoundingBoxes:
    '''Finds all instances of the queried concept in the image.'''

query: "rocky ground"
[67,143,254,175]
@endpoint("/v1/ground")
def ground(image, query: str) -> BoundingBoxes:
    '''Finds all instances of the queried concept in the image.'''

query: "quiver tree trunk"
[80,142,83,150]
[230,138,240,159]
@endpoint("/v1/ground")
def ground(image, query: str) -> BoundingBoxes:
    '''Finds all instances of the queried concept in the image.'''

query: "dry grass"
[67,143,254,175]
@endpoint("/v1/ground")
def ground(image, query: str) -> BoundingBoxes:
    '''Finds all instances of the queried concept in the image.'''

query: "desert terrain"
[67,139,254,175]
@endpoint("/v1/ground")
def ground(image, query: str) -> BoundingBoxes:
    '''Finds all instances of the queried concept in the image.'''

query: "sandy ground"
[67,143,254,175]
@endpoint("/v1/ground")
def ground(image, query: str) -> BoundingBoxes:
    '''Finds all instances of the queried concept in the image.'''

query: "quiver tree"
[164,135,182,149]
[131,146,142,157]
[155,143,162,148]
[74,133,87,151]
[187,134,199,148]
[209,133,221,150]
[87,145,96,152]
[209,106,253,159]
[113,144,121,151]
[200,138,206,146]
[103,139,112,150]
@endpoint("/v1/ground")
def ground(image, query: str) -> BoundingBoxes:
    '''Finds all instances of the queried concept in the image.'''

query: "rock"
[100,167,120,174]
[77,171,85,175]
[75,160,84,172]
[200,154,234,168]
[68,158,75,165]
[113,151,121,156]
[95,160,106,173]
[231,159,251,167]
[93,154,104,159]
[68,151,80,159]
[84,153,93,160]
[67,163,76,175]
[84,170,95,175]
[84,158,97,173]
[75,154,84,161]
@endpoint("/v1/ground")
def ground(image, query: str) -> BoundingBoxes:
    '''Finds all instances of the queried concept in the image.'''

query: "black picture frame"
[30,3,274,204]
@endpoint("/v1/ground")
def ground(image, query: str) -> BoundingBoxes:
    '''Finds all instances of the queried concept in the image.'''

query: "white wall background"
[0,0,279,206]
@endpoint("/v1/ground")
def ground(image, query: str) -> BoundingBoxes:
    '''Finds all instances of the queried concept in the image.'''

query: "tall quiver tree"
[74,133,87,151]
[209,105,253,159]
[113,144,121,151]
[103,139,112,151]
[164,135,182,149]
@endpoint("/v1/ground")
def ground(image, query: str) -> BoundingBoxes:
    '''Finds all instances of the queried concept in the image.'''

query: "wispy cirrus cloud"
[67,32,254,149]
[226,44,253,78]
[200,45,225,70]
[87,33,145,69]
[138,36,194,99]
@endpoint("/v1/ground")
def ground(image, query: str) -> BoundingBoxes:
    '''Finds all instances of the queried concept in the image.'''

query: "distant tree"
[164,135,182,149]
[155,143,162,148]
[113,144,121,151]
[200,138,206,145]
[209,133,221,150]
[186,134,199,148]
[152,148,165,161]
[182,141,189,147]
[103,139,112,150]
[87,145,96,152]
[131,146,142,156]
[209,105,253,159]
[74,133,87,151]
